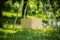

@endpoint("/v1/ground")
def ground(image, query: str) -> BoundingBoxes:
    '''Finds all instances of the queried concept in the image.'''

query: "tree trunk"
[0,0,3,28]
[36,0,39,18]
[0,7,3,28]
[42,0,51,27]
[53,11,58,28]
[0,0,7,28]
[22,0,28,18]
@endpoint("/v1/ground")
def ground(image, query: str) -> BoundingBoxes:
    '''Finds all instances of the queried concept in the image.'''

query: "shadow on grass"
[3,16,21,24]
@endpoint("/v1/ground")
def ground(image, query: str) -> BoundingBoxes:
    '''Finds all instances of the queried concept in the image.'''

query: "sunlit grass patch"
[3,24,21,31]
[3,11,22,17]
[27,16,35,18]
[0,28,17,34]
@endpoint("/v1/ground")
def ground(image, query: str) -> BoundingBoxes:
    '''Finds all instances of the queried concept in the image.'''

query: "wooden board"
[21,18,42,29]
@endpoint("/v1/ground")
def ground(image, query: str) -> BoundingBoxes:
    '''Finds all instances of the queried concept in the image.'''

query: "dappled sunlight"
[27,16,35,18]
[0,0,60,40]
[0,28,17,34]
[3,11,22,17]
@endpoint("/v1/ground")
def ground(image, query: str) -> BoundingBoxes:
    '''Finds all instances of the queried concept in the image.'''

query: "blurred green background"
[0,0,60,40]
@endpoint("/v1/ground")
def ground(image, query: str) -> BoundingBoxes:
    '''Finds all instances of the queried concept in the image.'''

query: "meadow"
[0,24,60,40]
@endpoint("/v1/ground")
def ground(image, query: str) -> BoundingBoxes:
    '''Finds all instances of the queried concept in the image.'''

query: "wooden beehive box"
[21,18,42,29]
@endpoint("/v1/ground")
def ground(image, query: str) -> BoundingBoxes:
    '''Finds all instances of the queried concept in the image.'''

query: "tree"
[50,0,60,27]
[0,1,3,28]
[13,0,22,27]
[13,3,19,27]
[36,0,40,17]
[42,0,51,27]
[22,0,28,18]
[0,0,8,28]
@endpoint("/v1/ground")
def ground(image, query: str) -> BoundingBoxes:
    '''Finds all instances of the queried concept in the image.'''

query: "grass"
[3,11,35,18]
[0,24,60,40]
[2,11,60,40]
[3,11,22,24]
[3,11,22,17]
[2,11,37,24]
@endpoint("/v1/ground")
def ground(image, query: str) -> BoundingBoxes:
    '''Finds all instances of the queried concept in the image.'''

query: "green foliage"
[4,0,12,11]
[0,25,60,40]
[2,0,60,26]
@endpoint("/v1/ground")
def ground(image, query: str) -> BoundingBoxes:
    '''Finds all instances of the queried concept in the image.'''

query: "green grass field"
[0,24,60,40]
